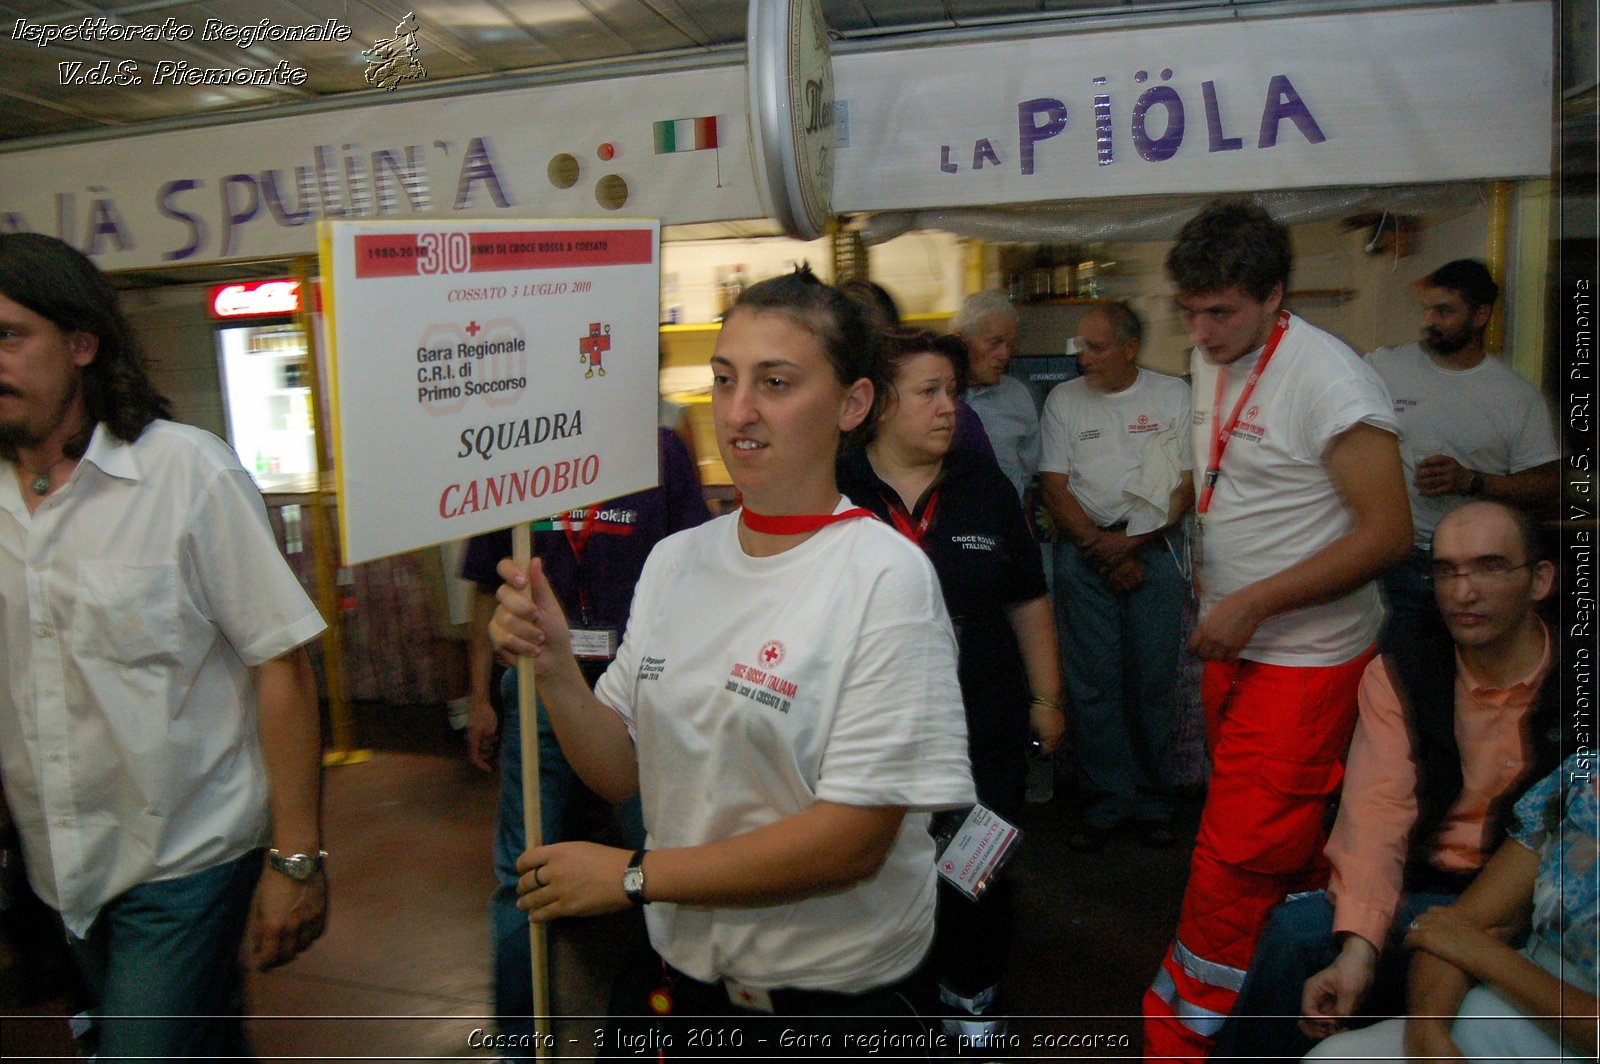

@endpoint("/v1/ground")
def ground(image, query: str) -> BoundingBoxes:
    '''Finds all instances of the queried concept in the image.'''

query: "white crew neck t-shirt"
[594,504,974,992]
[1189,314,1398,666]
[1039,369,1194,528]
[1368,342,1558,547]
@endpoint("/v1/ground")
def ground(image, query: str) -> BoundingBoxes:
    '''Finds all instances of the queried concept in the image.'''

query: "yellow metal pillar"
[963,240,988,297]
[1484,181,1510,356]
[1506,180,1553,389]
[292,257,369,767]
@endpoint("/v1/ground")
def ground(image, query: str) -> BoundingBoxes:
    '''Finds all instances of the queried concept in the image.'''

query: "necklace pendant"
[30,473,51,497]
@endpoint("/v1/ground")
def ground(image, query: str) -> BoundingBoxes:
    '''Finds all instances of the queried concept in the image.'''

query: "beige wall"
[659,230,967,325]
[1081,202,1493,379]
[121,284,229,439]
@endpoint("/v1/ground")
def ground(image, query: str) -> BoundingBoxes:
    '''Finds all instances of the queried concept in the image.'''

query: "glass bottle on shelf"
[1002,246,1026,301]
[1077,258,1099,299]
[1027,247,1054,300]
[1054,249,1078,298]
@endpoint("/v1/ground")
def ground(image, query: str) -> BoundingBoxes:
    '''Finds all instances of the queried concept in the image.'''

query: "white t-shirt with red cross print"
[1189,313,1399,667]
[594,502,975,993]
[1039,369,1195,528]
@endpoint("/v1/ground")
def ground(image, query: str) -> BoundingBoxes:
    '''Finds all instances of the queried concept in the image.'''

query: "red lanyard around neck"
[882,487,941,549]
[562,504,602,566]
[740,506,874,536]
[1197,311,1290,515]
[561,504,602,619]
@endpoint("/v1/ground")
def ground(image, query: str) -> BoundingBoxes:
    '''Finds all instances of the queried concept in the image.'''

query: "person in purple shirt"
[460,426,709,1057]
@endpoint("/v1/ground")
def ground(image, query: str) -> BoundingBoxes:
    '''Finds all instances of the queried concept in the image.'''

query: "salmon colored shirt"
[1325,626,1551,949]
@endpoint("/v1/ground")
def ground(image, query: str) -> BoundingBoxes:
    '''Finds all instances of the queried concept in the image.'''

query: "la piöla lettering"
[940,70,1324,176]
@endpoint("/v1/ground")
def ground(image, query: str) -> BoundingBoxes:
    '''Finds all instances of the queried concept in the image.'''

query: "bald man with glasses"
[1214,499,1562,1064]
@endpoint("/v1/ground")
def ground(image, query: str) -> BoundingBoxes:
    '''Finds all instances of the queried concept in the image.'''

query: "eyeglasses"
[1427,559,1533,586]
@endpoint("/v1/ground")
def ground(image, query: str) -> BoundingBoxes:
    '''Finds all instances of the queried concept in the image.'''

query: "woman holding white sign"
[490,268,973,1051]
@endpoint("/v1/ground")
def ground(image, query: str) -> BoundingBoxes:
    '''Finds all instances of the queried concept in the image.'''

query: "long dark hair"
[0,233,171,456]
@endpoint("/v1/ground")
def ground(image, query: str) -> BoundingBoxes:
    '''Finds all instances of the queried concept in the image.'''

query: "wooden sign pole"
[512,523,552,1052]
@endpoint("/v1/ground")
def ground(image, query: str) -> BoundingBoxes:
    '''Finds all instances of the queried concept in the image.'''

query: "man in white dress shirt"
[0,233,328,1058]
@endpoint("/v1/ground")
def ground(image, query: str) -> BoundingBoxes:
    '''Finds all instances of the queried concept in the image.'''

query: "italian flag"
[653,116,718,154]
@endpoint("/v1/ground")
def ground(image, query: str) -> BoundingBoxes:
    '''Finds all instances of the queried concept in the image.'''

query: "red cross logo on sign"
[465,320,481,337]
[579,322,610,378]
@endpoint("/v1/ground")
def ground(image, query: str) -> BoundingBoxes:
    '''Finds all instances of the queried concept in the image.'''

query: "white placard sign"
[321,218,660,564]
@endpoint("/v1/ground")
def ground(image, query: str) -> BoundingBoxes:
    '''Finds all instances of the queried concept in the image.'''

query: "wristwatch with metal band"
[268,849,327,882]
[622,848,648,905]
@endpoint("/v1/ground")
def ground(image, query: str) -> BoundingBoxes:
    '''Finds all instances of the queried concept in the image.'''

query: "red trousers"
[1143,649,1373,1061]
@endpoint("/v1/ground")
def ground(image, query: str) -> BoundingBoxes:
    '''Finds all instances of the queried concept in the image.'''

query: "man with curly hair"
[1142,200,1411,1061]
[0,233,328,1058]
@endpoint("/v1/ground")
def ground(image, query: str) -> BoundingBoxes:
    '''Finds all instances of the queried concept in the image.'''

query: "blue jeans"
[67,849,261,1061]
[1054,532,1185,828]
[1212,888,1458,1064]
[491,667,644,1056]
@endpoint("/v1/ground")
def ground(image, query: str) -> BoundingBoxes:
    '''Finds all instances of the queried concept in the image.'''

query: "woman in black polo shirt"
[837,328,1065,1046]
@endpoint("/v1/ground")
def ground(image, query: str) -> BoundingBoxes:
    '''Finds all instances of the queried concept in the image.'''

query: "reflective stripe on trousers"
[1147,936,1247,1039]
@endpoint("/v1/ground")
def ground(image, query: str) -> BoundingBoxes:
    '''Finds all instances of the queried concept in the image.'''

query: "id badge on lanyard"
[934,804,1021,901]
[565,506,620,661]
[570,626,619,660]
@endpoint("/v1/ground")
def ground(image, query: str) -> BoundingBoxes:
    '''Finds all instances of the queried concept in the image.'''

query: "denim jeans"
[1054,532,1185,828]
[491,667,645,1057]
[1212,888,1458,1064]
[67,849,261,1061]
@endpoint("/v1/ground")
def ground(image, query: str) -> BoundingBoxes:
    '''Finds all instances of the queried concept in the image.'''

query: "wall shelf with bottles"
[999,244,1116,302]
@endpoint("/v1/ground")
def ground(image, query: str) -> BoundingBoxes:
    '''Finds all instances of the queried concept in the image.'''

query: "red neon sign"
[209,279,301,319]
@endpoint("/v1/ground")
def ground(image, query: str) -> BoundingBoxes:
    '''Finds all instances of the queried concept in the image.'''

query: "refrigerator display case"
[210,280,317,491]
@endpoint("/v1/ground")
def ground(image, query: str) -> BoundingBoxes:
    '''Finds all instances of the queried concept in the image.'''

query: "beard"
[0,374,82,455]
[1421,324,1474,356]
